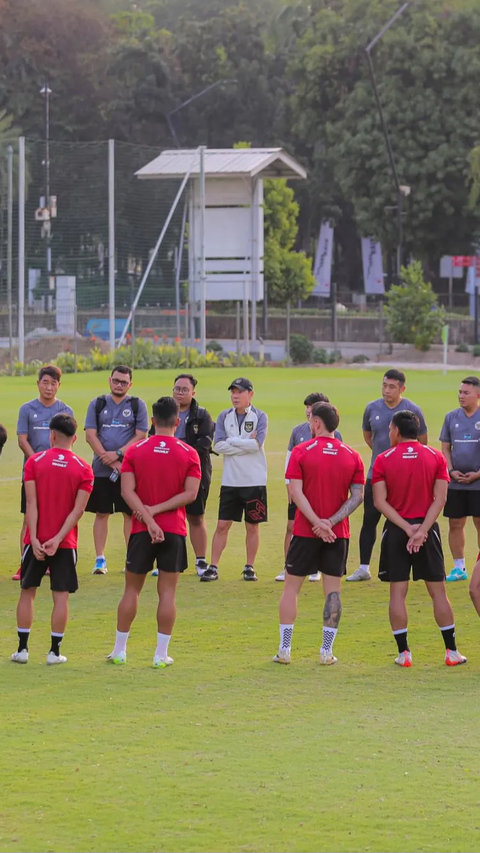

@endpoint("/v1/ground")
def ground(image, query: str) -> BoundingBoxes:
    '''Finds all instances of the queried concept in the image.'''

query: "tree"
[264,178,315,304]
[385,261,445,351]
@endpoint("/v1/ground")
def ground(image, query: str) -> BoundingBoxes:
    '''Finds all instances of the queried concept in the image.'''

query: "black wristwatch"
[116,449,124,461]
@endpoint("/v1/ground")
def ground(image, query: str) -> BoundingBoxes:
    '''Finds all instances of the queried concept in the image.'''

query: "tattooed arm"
[326,483,364,528]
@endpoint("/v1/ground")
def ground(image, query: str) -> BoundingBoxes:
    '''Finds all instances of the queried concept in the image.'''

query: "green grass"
[1,367,480,853]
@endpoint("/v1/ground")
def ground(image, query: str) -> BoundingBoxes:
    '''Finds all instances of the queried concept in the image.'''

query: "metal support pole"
[378,297,384,356]
[18,137,25,366]
[286,301,291,363]
[448,270,453,310]
[108,139,115,351]
[475,286,479,345]
[199,145,207,355]
[73,304,78,373]
[236,301,240,366]
[185,301,189,368]
[7,145,14,373]
[331,280,338,353]
[243,282,249,356]
[175,197,188,340]
[263,281,268,337]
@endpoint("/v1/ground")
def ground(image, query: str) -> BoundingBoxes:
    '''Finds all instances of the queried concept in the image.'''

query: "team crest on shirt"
[193,424,198,434]
[475,422,480,431]
[244,421,254,433]
[123,409,131,417]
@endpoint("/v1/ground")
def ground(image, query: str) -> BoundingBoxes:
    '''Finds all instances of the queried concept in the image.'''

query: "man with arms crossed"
[347,369,427,582]
[201,377,268,583]
[149,373,214,577]
[373,410,466,667]
[440,376,480,582]
[85,365,148,574]
[15,365,73,580]
[108,397,201,667]
[274,402,365,665]
[11,414,93,665]
[275,391,342,582]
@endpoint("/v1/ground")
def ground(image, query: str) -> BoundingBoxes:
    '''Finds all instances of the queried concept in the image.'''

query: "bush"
[473,344,480,357]
[289,334,314,364]
[53,341,259,373]
[1,359,43,376]
[385,260,446,351]
[312,348,342,364]
[351,353,370,363]
[455,342,470,353]
[206,340,224,353]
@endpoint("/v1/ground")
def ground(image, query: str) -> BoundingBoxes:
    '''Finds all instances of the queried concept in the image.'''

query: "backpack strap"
[95,395,107,433]
[129,396,139,425]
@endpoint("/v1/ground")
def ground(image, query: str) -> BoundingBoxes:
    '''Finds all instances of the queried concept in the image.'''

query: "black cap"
[228,377,253,392]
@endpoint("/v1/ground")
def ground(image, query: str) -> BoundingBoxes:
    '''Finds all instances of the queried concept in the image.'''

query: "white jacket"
[214,405,268,487]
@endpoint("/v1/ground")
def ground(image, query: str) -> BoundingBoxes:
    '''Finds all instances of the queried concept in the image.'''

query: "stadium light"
[167,79,237,148]
[366,3,412,280]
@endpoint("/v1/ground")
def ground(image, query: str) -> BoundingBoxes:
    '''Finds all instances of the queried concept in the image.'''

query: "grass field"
[1,367,480,853]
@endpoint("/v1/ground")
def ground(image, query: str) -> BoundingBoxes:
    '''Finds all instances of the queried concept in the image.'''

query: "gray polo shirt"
[84,394,148,477]
[287,421,342,450]
[175,408,190,441]
[439,407,480,490]
[17,398,74,463]
[362,397,427,479]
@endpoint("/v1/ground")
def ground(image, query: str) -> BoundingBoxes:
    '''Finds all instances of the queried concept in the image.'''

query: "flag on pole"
[361,238,385,294]
[313,221,334,297]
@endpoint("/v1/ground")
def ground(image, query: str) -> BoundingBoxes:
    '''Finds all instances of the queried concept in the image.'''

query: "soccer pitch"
[1,367,479,853]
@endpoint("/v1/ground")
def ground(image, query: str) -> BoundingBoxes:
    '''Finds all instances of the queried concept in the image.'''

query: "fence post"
[378,297,384,355]
[236,301,240,366]
[175,198,188,340]
[108,139,115,352]
[185,301,189,368]
[73,305,78,373]
[331,280,338,354]
[18,137,25,367]
[286,301,291,364]
[199,145,207,355]
[7,145,14,373]
[243,282,249,356]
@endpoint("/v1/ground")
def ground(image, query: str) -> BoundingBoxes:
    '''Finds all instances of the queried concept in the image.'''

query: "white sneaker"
[46,651,67,665]
[196,559,208,577]
[395,650,412,667]
[345,567,371,582]
[308,572,322,582]
[320,651,337,665]
[151,568,159,577]
[11,650,29,664]
[107,650,126,665]
[273,649,291,664]
[275,570,285,582]
[153,655,174,668]
[445,649,467,666]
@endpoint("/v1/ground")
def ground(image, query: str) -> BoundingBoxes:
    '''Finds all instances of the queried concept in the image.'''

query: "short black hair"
[462,376,480,387]
[49,413,77,437]
[38,365,62,382]
[0,423,7,455]
[304,392,330,407]
[384,369,406,385]
[310,402,339,433]
[152,396,179,427]
[391,410,420,439]
[174,373,197,388]
[111,365,132,378]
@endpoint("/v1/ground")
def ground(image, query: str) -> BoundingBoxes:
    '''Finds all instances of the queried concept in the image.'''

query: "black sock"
[440,625,457,651]
[17,630,30,652]
[393,629,409,653]
[50,633,64,656]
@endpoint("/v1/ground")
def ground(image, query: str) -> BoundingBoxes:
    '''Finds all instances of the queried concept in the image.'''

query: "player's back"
[24,448,93,545]
[372,442,449,518]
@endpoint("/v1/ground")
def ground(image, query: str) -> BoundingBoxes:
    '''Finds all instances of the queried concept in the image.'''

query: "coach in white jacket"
[201,378,268,583]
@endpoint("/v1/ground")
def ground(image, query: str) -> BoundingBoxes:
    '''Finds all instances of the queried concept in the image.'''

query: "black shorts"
[287,500,297,522]
[125,531,188,575]
[286,536,348,578]
[444,488,480,519]
[378,519,445,583]
[218,485,268,524]
[86,476,132,516]
[20,482,26,514]
[186,481,210,517]
[21,545,78,593]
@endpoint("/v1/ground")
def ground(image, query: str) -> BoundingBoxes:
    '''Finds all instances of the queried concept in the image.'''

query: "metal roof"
[135,148,307,181]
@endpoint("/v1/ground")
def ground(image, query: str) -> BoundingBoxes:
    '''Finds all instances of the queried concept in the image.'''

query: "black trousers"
[359,480,381,565]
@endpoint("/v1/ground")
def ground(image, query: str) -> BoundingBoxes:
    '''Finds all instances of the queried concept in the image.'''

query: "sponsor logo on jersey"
[402,445,418,459]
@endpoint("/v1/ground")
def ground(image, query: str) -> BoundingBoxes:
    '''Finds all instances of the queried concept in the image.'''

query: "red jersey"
[286,436,365,539]
[372,441,450,518]
[121,435,202,536]
[23,448,94,549]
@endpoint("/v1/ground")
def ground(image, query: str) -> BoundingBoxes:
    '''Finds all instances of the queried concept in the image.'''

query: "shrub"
[455,342,470,353]
[385,260,446,351]
[473,344,480,357]
[351,353,370,363]
[206,340,224,353]
[289,334,314,364]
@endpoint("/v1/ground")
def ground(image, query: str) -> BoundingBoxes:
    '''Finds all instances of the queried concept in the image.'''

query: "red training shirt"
[286,436,365,539]
[23,448,94,549]
[121,435,202,536]
[372,441,450,518]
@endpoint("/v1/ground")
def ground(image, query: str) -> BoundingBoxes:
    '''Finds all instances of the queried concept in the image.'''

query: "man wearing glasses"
[149,374,214,577]
[84,365,148,574]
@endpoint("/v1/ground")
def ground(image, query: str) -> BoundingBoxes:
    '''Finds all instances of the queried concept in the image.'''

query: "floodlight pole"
[366,3,411,280]
[199,145,207,355]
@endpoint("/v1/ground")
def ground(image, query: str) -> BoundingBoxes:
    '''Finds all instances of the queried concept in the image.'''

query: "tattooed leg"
[321,576,342,658]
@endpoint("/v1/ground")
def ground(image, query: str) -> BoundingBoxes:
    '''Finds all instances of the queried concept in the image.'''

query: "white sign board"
[56,276,76,336]
[361,238,385,294]
[312,222,333,297]
[440,256,463,279]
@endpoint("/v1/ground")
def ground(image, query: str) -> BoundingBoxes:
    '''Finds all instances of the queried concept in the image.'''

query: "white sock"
[360,564,370,573]
[155,632,171,660]
[97,554,105,560]
[321,626,338,655]
[113,630,129,656]
[454,558,465,570]
[279,623,294,652]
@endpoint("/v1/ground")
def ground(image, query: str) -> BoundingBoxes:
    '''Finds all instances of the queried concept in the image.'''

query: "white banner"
[313,221,334,297]
[361,238,385,294]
